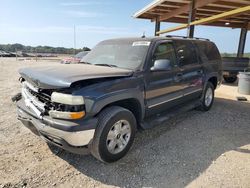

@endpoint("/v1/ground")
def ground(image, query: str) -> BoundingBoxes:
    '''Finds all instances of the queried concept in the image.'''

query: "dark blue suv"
[14,36,222,162]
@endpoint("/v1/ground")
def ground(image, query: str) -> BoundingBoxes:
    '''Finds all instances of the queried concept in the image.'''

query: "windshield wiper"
[95,63,117,68]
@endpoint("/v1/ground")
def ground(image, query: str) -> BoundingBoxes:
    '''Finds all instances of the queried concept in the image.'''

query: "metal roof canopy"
[133,0,250,57]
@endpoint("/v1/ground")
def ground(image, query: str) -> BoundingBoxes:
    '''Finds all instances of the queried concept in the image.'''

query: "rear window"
[174,40,198,66]
[195,41,221,61]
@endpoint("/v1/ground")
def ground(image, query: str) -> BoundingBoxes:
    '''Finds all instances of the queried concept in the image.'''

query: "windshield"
[81,39,150,70]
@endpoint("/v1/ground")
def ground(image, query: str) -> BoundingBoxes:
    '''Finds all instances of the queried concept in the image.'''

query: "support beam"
[187,0,196,38]
[155,17,161,36]
[156,5,250,35]
[190,5,250,25]
[159,0,219,21]
[237,27,248,57]
[157,24,187,34]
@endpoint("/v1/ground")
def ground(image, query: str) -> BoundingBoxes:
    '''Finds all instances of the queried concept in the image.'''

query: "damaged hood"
[19,64,133,89]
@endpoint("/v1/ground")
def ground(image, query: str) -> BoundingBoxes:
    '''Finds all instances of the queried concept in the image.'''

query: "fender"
[204,71,222,87]
[72,75,146,120]
[85,87,145,119]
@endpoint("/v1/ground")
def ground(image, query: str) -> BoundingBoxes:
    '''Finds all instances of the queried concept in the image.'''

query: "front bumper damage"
[16,99,97,155]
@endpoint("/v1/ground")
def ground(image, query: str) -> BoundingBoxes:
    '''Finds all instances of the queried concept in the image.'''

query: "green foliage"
[0,43,90,54]
[221,52,250,58]
[82,47,91,51]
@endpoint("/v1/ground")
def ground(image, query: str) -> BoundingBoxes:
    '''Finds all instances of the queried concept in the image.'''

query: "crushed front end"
[14,79,97,155]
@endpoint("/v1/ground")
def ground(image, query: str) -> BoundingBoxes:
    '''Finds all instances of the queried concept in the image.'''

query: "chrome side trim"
[148,95,182,109]
[183,88,203,96]
[148,88,202,109]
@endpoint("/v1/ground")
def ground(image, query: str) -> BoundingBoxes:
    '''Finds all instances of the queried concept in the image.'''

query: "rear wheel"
[199,82,215,111]
[90,106,136,163]
[223,76,237,83]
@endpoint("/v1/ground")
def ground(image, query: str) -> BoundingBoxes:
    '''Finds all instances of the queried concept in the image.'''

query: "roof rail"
[165,35,210,41]
[166,35,188,39]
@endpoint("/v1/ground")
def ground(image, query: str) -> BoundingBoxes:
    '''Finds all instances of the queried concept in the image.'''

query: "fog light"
[49,110,85,120]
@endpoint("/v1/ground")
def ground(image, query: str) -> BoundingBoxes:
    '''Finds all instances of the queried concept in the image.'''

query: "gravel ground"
[0,58,250,188]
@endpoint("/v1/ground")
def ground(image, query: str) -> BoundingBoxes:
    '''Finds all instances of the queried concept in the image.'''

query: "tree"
[0,44,90,54]
[82,47,91,51]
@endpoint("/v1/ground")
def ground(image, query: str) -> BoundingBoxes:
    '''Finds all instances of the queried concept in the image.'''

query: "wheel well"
[103,99,142,124]
[208,77,217,89]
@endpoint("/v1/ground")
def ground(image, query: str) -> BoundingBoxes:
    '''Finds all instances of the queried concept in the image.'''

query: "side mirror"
[150,59,171,71]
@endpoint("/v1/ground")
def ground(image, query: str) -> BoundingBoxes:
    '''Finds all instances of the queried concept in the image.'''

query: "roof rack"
[165,35,210,41]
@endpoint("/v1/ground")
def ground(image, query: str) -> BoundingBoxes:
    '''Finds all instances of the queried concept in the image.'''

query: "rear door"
[174,40,203,101]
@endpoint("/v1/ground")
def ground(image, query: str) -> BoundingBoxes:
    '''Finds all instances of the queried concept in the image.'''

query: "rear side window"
[195,41,220,61]
[175,40,198,66]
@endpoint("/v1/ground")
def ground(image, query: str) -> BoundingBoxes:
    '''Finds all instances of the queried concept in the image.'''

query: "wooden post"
[155,17,161,36]
[187,0,196,38]
[237,26,248,58]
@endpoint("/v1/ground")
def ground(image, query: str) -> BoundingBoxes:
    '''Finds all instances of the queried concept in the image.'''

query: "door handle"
[174,73,183,82]
[197,70,203,74]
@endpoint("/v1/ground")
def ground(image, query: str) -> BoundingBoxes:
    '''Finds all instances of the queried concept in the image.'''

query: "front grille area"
[22,81,53,114]
[26,86,51,104]
[22,81,85,113]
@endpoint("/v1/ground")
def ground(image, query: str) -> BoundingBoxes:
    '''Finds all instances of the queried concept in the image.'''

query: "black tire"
[199,82,215,111]
[90,106,136,163]
[223,76,237,83]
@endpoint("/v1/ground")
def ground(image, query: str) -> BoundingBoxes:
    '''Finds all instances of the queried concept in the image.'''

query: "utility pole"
[35,49,37,62]
[74,25,76,55]
[15,48,17,61]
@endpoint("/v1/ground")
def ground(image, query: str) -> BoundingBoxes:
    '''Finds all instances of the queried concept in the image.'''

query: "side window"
[175,41,198,66]
[153,42,176,66]
[195,41,220,61]
[206,42,221,61]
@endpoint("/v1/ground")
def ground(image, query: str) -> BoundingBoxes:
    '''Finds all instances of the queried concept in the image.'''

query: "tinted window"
[153,43,176,66]
[175,41,198,66]
[195,41,220,61]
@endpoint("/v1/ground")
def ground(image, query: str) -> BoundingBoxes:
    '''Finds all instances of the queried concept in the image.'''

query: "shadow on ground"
[50,98,250,188]
[221,79,238,86]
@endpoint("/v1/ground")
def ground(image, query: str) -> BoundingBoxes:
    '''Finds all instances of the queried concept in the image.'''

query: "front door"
[145,41,184,116]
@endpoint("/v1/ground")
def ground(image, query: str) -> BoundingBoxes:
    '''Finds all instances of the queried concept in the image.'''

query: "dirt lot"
[0,58,250,188]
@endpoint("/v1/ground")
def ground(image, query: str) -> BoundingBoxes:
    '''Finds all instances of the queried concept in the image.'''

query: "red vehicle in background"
[61,51,90,64]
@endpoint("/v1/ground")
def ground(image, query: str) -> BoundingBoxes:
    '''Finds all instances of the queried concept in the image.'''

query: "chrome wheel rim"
[205,87,213,107]
[106,120,131,154]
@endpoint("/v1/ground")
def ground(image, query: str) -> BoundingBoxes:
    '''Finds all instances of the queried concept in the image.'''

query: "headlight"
[51,92,84,105]
[49,110,85,120]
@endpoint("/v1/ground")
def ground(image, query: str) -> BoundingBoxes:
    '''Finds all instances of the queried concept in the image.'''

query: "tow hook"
[12,93,22,102]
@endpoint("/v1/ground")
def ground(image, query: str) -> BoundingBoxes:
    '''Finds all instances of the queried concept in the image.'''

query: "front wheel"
[199,82,215,111]
[90,106,136,163]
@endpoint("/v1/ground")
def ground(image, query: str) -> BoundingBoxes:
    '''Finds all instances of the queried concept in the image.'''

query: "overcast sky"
[0,0,249,53]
